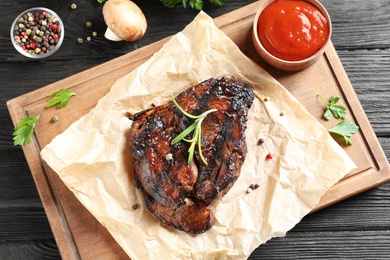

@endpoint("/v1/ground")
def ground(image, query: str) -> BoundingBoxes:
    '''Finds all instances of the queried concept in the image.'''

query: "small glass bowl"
[10,7,64,59]
[252,0,332,71]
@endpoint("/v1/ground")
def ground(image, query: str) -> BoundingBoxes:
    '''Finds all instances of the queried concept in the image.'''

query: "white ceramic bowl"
[252,0,332,71]
[10,7,64,59]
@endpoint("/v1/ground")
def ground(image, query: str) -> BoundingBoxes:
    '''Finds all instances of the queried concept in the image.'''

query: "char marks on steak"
[129,76,254,233]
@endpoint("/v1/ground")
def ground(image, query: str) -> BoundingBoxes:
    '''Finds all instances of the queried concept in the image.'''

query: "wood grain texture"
[1,0,389,259]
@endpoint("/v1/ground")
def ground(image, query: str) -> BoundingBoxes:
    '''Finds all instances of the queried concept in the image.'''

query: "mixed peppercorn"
[13,10,62,55]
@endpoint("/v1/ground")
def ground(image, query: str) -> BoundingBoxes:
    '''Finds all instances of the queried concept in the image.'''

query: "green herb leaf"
[171,95,217,165]
[45,89,76,108]
[160,0,181,8]
[318,94,347,120]
[328,119,359,145]
[171,121,198,145]
[97,0,106,3]
[160,0,225,10]
[12,115,40,146]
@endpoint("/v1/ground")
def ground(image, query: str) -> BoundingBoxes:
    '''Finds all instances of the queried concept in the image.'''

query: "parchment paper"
[41,12,356,259]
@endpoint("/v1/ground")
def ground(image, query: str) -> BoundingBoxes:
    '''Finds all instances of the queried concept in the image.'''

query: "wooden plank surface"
[6,1,390,258]
[1,0,390,259]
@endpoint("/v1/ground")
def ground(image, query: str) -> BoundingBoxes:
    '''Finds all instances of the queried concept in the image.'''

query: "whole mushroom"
[102,0,147,42]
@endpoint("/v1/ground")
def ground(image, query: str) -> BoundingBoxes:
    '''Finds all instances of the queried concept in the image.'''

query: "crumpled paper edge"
[40,11,356,260]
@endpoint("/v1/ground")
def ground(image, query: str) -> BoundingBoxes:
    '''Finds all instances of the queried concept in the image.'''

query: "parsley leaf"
[97,0,106,3]
[328,119,359,145]
[318,95,347,120]
[160,0,225,10]
[45,89,76,108]
[12,89,75,145]
[13,115,40,146]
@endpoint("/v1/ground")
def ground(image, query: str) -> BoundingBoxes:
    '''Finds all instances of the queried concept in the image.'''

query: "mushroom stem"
[104,27,123,41]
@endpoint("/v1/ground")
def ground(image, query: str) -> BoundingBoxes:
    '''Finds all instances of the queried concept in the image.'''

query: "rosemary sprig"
[171,95,217,165]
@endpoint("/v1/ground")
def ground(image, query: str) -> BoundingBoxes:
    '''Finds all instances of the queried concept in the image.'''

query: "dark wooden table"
[1,0,389,259]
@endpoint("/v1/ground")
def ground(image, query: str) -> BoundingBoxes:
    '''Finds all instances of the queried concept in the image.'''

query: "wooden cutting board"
[7,2,390,259]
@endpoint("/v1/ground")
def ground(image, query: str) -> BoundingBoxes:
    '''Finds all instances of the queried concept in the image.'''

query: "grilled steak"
[129,76,254,233]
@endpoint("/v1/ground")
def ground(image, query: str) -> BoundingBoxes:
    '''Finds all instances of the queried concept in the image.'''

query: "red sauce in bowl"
[257,0,330,61]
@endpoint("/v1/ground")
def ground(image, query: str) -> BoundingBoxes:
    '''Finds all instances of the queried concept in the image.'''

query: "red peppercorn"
[42,11,48,16]
[266,153,272,160]
[53,33,59,39]
[31,42,36,49]
[34,12,39,18]
[51,24,58,31]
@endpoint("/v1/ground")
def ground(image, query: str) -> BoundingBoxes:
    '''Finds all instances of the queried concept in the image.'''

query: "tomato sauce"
[258,0,329,61]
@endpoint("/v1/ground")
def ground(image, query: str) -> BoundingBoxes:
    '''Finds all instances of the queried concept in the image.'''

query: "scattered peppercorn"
[92,31,98,37]
[280,110,286,116]
[52,115,59,122]
[246,187,253,194]
[166,153,173,161]
[132,204,139,210]
[12,10,62,56]
[85,21,93,29]
[77,37,84,44]
[249,183,260,190]
[87,36,92,41]
[266,153,273,160]
[257,138,264,145]
[264,96,270,102]
[71,3,77,9]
